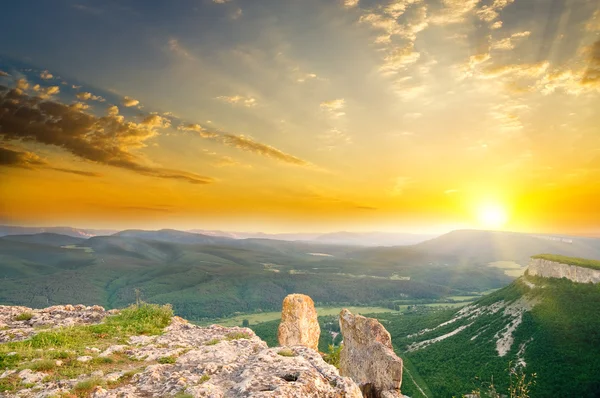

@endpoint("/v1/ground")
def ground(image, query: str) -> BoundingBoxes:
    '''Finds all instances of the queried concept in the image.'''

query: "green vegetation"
[73,377,105,396]
[157,355,177,364]
[0,232,526,319]
[324,344,342,368]
[14,312,33,321]
[205,338,220,345]
[531,254,600,270]
[199,374,210,383]
[26,358,56,371]
[225,331,252,340]
[277,348,296,357]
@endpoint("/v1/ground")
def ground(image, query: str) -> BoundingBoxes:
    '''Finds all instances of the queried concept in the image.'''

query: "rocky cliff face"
[277,294,320,350]
[528,258,600,284]
[0,304,362,398]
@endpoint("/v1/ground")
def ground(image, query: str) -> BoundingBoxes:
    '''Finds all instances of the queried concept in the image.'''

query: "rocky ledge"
[0,304,362,397]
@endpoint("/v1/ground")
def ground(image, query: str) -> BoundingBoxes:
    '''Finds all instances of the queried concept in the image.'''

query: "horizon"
[1,0,600,235]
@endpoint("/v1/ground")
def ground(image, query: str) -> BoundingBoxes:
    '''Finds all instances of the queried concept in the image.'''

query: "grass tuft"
[277,348,296,357]
[14,312,33,322]
[225,331,252,341]
[157,355,177,364]
[73,377,105,396]
[205,338,220,346]
[27,359,56,372]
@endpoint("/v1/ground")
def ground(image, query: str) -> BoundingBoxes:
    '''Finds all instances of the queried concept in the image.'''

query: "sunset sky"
[0,0,599,234]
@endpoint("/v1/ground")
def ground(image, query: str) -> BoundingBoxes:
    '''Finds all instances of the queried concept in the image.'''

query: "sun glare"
[477,203,508,230]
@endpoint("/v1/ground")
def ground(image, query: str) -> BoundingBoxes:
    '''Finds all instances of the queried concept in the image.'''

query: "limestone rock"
[339,309,403,398]
[528,258,600,284]
[277,294,320,350]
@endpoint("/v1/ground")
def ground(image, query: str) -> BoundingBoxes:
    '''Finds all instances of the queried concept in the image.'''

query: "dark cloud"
[0,146,45,168]
[0,87,213,184]
[0,145,100,176]
[582,40,600,86]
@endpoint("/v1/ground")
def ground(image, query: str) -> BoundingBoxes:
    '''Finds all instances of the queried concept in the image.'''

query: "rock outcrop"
[528,258,600,284]
[277,293,320,350]
[0,304,114,343]
[339,309,403,398]
[0,305,361,398]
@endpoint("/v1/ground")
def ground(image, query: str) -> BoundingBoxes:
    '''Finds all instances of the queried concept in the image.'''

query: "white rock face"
[528,258,600,284]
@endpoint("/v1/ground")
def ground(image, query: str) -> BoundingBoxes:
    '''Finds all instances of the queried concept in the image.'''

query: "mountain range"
[1,227,600,321]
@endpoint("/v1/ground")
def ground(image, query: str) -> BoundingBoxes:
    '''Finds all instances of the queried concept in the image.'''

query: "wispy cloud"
[216,95,257,107]
[40,70,53,80]
[76,91,105,102]
[320,98,346,118]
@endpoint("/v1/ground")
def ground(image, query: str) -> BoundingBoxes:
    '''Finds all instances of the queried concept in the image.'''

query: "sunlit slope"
[377,271,600,398]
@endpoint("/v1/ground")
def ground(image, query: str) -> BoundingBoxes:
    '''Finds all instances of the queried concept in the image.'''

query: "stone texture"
[528,258,600,284]
[0,304,362,398]
[339,309,404,398]
[277,294,320,350]
[0,304,114,343]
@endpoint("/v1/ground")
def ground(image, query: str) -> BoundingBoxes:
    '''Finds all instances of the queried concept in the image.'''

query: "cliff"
[0,304,361,397]
[528,255,600,284]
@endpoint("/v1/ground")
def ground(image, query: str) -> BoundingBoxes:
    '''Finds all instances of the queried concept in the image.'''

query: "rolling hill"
[1,229,599,323]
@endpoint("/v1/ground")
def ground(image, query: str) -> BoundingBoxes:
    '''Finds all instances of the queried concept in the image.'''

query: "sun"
[476,203,508,230]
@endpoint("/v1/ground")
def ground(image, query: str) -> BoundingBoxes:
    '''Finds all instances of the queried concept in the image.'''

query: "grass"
[26,358,56,371]
[225,331,252,340]
[199,306,401,327]
[205,338,220,345]
[531,254,600,270]
[14,312,33,321]
[73,377,105,396]
[199,374,210,383]
[157,355,177,364]
[277,348,295,357]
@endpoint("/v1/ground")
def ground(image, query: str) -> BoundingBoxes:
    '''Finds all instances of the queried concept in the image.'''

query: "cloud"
[481,61,549,79]
[0,70,9,77]
[76,92,105,102]
[343,0,359,7]
[219,134,307,165]
[168,38,193,59]
[319,128,352,150]
[0,146,45,168]
[177,123,308,165]
[491,21,502,29]
[429,0,480,25]
[213,0,230,3]
[476,0,514,23]
[491,31,531,51]
[16,78,29,90]
[177,123,219,138]
[297,73,318,83]
[69,102,90,111]
[404,112,422,119]
[216,95,256,107]
[587,10,600,32]
[0,86,213,184]
[0,145,101,176]
[40,70,53,80]
[444,189,459,194]
[123,96,140,107]
[581,40,600,87]
[380,44,421,75]
[320,98,346,117]
[32,84,60,99]
[231,7,242,19]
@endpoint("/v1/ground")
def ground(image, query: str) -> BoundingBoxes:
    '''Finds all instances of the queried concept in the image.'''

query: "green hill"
[371,270,600,397]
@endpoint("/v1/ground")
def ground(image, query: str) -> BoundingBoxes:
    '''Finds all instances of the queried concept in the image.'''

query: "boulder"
[339,309,404,398]
[277,294,320,350]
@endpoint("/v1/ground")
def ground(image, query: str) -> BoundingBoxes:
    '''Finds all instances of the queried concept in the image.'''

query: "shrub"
[277,348,295,357]
[324,344,342,369]
[157,356,177,364]
[73,377,105,396]
[205,338,220,346]
[14,313,33,322]
[27,359,55,372]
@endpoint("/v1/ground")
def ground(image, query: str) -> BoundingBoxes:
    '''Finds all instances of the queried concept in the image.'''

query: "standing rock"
[339,309,404,398]
[277,294,320,350]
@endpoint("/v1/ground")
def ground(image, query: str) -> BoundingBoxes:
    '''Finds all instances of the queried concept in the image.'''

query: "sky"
[0,0,599,234]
